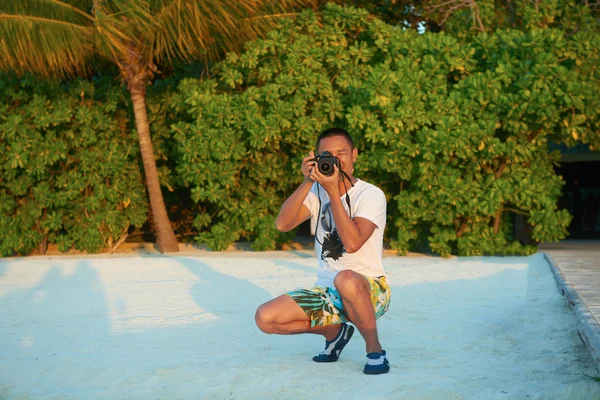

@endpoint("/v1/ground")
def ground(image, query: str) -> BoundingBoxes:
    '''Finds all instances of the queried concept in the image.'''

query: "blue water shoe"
[363,350,390,375]
[313,323,354,363]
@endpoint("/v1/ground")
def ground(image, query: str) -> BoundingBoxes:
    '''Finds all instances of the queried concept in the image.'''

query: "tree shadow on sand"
[0,260,112,399]
[176,257,273,325]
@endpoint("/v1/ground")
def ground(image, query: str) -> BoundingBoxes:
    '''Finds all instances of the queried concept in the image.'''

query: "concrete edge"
[543,252,600,373]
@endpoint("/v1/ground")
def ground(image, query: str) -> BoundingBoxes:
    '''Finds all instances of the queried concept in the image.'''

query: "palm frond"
[0,0,94,24]
[92,0,160,65]
[0,0,321,78]
[0,13,95,77]
[152,0,320,63]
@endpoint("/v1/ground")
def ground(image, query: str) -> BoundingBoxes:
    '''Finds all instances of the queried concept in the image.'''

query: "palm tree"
[0,0,318,253]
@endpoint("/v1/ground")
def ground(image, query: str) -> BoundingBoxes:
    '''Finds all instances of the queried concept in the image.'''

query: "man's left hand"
[309,165,341,196]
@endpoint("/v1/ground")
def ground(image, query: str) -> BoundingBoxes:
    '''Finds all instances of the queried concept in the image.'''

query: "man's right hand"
[301,151,317,183]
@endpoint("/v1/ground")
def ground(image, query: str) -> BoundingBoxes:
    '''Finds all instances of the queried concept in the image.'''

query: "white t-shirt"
[302,179,387,287]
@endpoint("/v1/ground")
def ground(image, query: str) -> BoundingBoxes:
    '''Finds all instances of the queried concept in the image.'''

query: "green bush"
[0,75,148,256]
[171,4,599,255]
[1,4,597,256]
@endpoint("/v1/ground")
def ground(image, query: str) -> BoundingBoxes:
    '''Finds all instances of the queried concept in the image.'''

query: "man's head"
[315,127,358,178]
[316,128,354,152]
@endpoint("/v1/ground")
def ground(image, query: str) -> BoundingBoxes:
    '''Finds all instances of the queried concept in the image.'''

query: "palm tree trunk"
[129,89,179,253]
[493,208,502,235]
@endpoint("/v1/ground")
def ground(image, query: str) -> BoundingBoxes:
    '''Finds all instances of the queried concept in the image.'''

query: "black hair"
[316,127,354,152]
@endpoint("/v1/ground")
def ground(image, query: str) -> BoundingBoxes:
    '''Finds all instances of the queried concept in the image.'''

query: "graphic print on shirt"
[320,202,346,261]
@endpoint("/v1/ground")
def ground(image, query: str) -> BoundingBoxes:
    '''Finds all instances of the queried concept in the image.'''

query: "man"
[255,127,391,375]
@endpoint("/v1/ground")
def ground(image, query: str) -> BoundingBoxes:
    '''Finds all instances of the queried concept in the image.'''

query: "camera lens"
[318,159,333,175]
[316,152,337,176]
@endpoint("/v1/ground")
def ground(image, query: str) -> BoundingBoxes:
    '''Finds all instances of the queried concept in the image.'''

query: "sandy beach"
[1,252,599,399]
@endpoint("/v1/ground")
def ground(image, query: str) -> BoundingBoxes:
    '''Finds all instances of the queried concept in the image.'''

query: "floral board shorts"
[286,275,391,328]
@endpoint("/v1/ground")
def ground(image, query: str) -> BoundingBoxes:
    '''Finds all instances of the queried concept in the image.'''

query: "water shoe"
[363,350,390,375]
[312,323,354,363]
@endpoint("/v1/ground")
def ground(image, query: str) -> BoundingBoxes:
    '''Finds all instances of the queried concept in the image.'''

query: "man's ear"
[352,147,358,162]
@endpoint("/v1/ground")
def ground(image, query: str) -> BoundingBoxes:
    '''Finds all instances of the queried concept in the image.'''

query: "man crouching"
[255,127,391,375]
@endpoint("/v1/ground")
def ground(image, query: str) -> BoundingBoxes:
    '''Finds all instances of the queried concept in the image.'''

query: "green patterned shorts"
[286,275,391,328]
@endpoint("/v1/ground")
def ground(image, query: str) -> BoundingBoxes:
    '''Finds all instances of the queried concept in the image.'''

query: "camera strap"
[314,170,354,246]
[340,170,353,214]
[340,169,355,188]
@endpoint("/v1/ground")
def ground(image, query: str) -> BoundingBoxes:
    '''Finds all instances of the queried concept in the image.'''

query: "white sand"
[1,252,599,399]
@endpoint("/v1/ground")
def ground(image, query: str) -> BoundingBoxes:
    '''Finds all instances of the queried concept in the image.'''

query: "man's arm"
[329,196,377,253]
[309,165,378,253]
[275,152,316,232]
[275,181,313,232]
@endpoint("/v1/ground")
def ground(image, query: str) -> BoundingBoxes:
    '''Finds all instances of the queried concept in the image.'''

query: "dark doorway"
[556,161,600,238]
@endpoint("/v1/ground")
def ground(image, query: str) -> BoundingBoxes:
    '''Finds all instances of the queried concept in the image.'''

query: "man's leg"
[255,295,341,340]
[333,270,382,354]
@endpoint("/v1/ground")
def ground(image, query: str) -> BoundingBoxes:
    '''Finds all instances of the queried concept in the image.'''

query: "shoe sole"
[364,359,390,375]
[363,366,390,375]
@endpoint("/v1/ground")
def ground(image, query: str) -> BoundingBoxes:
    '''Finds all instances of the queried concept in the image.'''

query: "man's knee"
[255,304,276,334]
[334,270,369,298]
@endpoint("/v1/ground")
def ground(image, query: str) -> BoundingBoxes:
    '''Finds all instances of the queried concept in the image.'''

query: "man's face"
[317,135,358,177]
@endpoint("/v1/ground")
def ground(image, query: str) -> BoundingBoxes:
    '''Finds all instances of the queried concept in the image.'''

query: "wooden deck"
[539,240,600,371]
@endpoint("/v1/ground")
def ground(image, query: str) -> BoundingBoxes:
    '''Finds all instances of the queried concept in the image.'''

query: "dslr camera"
[313,151,340,176]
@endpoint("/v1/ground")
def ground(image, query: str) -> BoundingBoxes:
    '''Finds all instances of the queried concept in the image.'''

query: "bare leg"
[255,295,341,340]
[334,270,383,353]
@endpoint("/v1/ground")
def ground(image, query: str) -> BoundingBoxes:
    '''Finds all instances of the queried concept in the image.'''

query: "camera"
[313,151,340,176]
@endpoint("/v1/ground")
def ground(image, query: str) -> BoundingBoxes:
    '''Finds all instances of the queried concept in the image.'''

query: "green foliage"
[0,74,148,256]
[1,3,597,256]
[330,0,428,30]
[170,76,301,250]
[171,4,598,255]
[424,0,600,36]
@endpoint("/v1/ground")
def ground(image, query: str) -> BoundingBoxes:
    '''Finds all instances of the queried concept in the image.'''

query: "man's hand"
[301,151,317,183]
[310,164,341,197]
